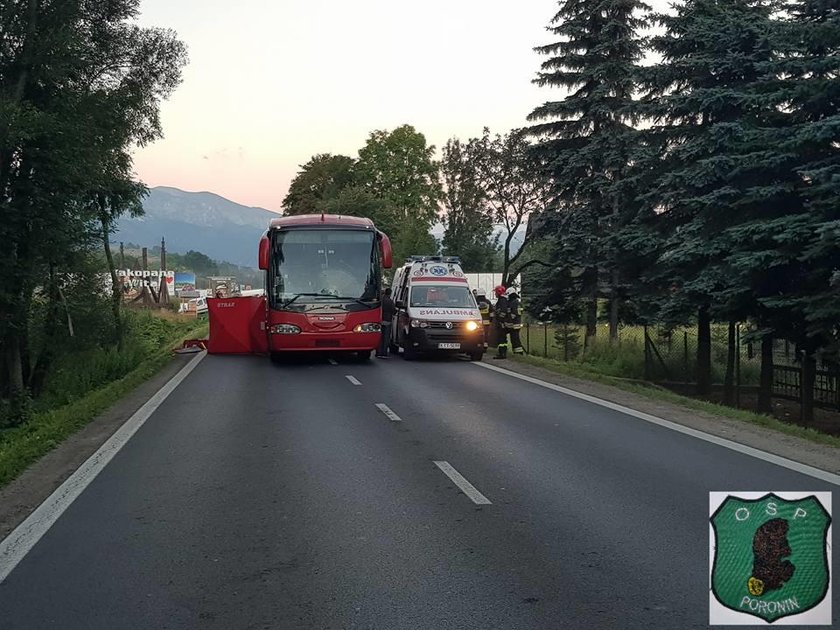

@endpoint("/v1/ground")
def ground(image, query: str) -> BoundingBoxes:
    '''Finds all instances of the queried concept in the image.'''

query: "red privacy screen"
[207,296,268,354]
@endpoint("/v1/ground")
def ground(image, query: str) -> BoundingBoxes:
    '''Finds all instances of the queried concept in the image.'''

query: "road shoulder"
[482,356,840,476]
[0,352,197,542]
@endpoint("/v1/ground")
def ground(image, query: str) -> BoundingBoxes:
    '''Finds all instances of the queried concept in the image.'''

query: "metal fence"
[517,322,840,412]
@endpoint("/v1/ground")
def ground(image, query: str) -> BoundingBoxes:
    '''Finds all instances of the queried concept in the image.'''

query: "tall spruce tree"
[528,0,650,341]
[731,0,840,421]
[636,0,782,397]
[765,0,840,365]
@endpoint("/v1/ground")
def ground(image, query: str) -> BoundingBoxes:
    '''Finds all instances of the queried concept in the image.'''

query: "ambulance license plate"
[438,343,461,349]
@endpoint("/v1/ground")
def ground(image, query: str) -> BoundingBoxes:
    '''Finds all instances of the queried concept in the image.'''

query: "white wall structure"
[464,273,522,303]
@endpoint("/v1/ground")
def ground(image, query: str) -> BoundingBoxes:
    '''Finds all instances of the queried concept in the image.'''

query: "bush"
[35,310,197,411]
[0,392,33,430]
[579,332,646,379]
[553,325,581,360]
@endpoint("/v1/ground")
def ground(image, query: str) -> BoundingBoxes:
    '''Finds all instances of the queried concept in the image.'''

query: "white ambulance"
[389,256,485,360]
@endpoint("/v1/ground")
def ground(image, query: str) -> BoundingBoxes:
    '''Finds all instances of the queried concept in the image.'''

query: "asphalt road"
[0,353,836,629]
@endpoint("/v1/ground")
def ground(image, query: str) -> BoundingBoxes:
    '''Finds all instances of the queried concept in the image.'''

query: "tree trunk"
[585,298,597,340]
[100,203,123,350]
[757,333,774,414]
[58,285,75,337]
[29,262,60,397]
[502,234,512,287]
[609,268,619,343]
[696,305,711,396]
[583,266,598,341]
[5,339,25,399]
[723,320,736,405]
[19,322,31,389]
[12,0,41,102]
[800,350,816,426]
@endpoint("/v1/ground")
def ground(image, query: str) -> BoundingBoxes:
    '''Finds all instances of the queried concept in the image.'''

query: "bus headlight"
[410,319,429,328]
[270,324,301,334]
[465,320,480,332]
[353,323,381,333]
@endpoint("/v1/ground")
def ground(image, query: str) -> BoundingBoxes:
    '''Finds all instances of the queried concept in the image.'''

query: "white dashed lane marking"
[434,461,492,505]
[375,403,402,423]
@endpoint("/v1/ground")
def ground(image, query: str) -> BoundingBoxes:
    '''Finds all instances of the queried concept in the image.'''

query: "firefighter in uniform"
[492,285,509,359]
[475,290,493,349]
[506,288,525,355]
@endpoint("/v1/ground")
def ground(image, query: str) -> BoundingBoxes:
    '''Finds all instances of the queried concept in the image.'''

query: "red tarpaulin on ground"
[207,296,268,354]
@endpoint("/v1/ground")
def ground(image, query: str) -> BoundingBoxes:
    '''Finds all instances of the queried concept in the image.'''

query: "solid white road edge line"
[375,403,402,422]
[345,375,362,386]
[434,461,492,505]
[473,361,840,487]
[0,350,208,584]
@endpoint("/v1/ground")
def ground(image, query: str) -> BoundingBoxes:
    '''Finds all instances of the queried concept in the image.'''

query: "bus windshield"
[410,285,476,308]
[270,228,380,311]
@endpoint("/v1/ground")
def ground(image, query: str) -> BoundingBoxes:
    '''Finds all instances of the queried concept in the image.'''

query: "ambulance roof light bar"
[405,255,461,264]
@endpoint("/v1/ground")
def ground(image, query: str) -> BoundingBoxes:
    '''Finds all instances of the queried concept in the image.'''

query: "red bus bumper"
[268,330,380,352]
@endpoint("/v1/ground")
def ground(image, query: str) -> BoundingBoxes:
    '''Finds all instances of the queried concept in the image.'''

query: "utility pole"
[158,236,169,305]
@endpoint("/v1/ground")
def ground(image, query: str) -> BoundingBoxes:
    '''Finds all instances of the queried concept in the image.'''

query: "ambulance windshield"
[410,285,476,308]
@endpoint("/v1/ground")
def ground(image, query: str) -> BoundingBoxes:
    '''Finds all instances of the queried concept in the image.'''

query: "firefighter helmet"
[493,285,506,297]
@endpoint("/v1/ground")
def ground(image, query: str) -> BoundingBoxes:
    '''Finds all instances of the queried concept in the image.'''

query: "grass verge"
[0,321,207,490]
[509,353,840,450]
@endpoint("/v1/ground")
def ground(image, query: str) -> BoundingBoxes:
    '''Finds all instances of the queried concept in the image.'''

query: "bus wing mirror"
[258,234,269,270]
[379,231,393,269]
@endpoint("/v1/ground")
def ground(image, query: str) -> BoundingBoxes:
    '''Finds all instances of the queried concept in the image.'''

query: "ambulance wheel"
[469,351,484,361]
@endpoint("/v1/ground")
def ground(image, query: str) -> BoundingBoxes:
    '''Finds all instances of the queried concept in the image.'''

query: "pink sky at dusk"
[132,0,671,213]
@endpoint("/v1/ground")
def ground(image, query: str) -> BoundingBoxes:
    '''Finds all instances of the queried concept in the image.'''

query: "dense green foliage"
[1,1,187,424]
[525,0,839,416]
[284,125,549,280]
[529,0,650,339]
[439,137,500,272]
[282,125,440,267]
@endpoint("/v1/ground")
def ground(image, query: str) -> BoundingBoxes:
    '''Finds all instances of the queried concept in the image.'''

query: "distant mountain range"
[115,186,526,268]
[115,187,278,268]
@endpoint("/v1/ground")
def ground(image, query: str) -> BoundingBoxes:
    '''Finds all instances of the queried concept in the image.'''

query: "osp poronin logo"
[709,492,832,625]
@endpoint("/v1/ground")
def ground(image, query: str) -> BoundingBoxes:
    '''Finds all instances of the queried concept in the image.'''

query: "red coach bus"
[258,214,393,360]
